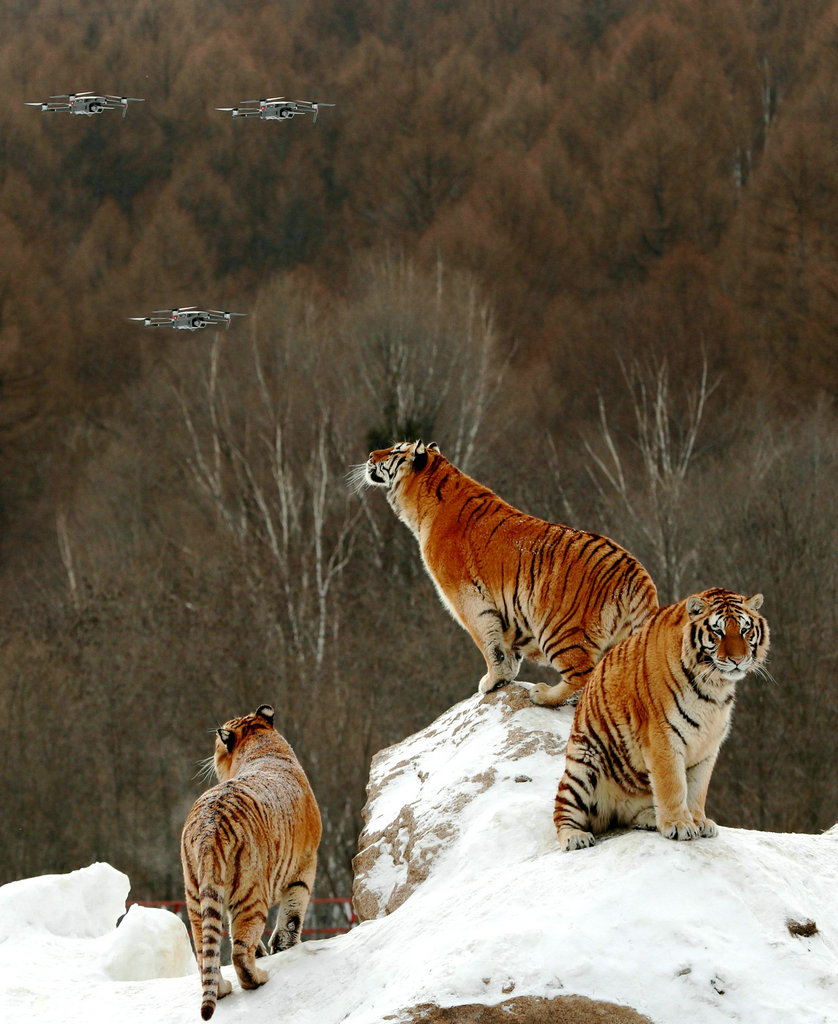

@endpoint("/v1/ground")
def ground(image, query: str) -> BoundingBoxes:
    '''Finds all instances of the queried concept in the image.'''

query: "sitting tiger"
[356,440,658,705]
[554,588,769,851]
[181,705,321,1020]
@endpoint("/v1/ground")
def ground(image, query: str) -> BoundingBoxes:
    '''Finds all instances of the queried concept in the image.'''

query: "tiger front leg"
[466,608,522,694]
[686,753,720,838]
[644,733,700,841]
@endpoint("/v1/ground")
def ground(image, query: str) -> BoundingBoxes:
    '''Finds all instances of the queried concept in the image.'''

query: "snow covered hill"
[1,684,836,1024]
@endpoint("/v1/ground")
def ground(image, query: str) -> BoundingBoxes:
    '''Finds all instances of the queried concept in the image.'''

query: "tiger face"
[214,704,276,782]
[686,590,769,681]
[364,440,440,488]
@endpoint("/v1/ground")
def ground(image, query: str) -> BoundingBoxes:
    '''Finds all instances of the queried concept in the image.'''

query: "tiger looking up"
[180,705,321,1020]
[356,440,658,705]
[554,588,769,851]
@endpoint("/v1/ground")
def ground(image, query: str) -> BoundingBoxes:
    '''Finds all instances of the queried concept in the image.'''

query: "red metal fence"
[127,897,357,938]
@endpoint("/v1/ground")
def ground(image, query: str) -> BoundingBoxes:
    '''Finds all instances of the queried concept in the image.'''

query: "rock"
[353,684,567,921]
[389,994,654,1024]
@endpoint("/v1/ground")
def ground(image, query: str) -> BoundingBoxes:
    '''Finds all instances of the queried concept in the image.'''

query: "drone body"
[25,92,144,118]
[216,97,335,123]
[130,308,246,332]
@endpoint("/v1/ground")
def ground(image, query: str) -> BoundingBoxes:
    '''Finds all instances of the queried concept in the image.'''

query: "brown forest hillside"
[0,0,836,900]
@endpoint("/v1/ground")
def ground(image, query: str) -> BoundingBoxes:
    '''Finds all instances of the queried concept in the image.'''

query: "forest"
[0,0,836,905]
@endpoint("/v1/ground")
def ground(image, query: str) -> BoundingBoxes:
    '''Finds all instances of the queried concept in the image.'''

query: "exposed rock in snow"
[353,685,559,920]
[390,994,653,1023]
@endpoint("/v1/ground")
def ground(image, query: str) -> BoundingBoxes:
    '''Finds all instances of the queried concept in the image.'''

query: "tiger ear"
[686,595,708,619]
[413,440,428,472]
[427,441,440,453]
[746,593,764,611]
[217,728,235,753]
[255,704,275,725]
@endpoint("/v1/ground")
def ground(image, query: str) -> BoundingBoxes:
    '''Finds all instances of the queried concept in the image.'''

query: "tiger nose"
[729,653,744,664]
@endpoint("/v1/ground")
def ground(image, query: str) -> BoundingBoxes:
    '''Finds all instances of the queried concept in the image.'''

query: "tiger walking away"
[555,589,770,851]
[355,440,658,705]
[181,704,322,1020]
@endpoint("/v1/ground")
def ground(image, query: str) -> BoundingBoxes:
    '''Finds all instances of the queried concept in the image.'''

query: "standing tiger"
[358,440,658,704]
[555,588,769,851]
[181,704,321,1020]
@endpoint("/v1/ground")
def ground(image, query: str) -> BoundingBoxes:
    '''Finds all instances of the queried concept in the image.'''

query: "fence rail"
[127,897,357,937]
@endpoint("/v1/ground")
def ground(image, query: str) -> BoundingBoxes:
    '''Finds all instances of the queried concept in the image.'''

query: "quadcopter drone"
[25,92,145,118]
[130,308,246,331]
[215,97,335,123]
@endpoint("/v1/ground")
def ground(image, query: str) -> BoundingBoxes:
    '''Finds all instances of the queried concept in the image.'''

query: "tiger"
[355,440,658,704]
[180,704,321,1020]
[554,588,769,851]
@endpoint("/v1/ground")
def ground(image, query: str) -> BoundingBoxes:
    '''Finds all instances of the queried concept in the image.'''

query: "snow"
[1,684,836,1024]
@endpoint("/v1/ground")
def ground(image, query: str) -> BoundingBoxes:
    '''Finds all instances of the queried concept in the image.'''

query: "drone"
[25,92,145,118]
[130,308,246,331]
[215,97,335,124]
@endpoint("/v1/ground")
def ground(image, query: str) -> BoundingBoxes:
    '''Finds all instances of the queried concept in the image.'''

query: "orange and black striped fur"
[359,441,658,704]
[555,589,769,851]
[181,705,321,1020]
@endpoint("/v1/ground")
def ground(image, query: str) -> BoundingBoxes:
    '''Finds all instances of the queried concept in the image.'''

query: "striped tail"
[198,875,226,1020]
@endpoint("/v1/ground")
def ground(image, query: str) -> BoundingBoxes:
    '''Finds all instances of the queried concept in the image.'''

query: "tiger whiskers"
[345,463,369,495]
[752,663,780,688]
[194,754,217,785]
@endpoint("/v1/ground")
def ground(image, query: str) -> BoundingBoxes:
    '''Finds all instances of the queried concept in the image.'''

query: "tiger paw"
[529,682,551,705]
[693,816,718,838]
[661,818,701,841]
[559,828,596,852]
[631,807,658,831]
[530,682,572,706]
[478,673,505,694]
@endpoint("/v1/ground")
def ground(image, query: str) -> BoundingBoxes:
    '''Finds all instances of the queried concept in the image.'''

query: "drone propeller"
[310,101,335,123]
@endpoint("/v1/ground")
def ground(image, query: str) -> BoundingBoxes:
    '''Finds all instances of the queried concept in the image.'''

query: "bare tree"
[177,331,362,675]
[347,254,514,473]
[583,356,716,603]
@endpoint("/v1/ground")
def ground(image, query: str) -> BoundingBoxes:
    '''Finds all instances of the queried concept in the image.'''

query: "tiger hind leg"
[229,898,270,991]
[531,641,597,707]
[554,755,599,852]
[270,869,315,953]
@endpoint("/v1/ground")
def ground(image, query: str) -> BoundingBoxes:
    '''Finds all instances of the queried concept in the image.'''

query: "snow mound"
[1,684,836,1024]
[353,684,563,919]
[104,904,196,981]
[353,684,838,1024]
[0,861,129,939]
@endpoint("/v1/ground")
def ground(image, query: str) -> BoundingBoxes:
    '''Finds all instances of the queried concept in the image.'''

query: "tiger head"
[362,440,441,490]
[213,704,276,782]
[685,589,769,681]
